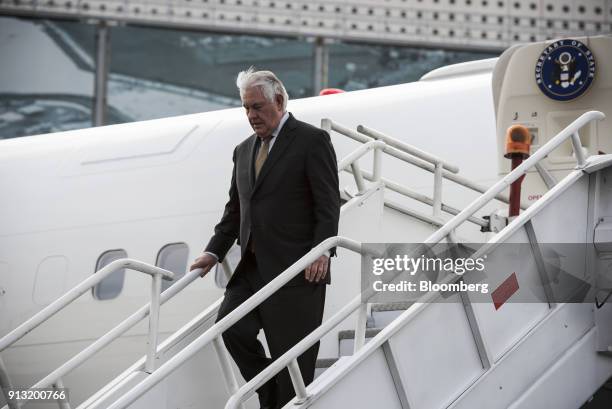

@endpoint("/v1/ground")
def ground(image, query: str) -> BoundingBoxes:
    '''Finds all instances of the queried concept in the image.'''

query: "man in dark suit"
[190,68,340,408]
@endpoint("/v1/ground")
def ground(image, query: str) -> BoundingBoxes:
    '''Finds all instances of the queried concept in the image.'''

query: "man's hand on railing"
[305,255,329,283]
[190,253,218,278]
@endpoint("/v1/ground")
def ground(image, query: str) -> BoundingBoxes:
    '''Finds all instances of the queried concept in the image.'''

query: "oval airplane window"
[156,243,189,292]
[93,249,127,300]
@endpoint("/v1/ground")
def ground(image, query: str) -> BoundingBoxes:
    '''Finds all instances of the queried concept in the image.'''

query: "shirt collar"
[270,111,289,139]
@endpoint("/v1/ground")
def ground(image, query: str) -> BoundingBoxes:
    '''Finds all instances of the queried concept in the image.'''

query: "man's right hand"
[190,253,218,278]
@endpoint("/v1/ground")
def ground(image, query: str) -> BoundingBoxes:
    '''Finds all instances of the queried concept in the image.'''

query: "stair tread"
[338,328,382,340]
[316,358,339,368]
[370,301,413,312]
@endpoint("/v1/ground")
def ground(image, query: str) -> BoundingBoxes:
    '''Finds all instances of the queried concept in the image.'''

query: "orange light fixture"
[504,125,532,159]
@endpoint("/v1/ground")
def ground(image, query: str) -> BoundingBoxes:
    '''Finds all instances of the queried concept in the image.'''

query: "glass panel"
[0,16,498,138]
[328,42,498,91]
[156,243,189,292]
[107,25,314,122]
[0,17,96,139]
[93,249,127,300]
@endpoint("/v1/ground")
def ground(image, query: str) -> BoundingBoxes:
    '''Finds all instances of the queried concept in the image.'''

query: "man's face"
[242,86,284,138]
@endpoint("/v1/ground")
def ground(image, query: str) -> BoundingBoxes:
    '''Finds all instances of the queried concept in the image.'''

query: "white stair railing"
[71,139,388,407]
[0,260,174,409]
[25,112,601,409]
[425,110,604,244]
[222,110,605,408]
[323,118,527,228]
[88,133,400,408]
[96,237,362,409]
[77,297,223,409]
[78,118,509,408]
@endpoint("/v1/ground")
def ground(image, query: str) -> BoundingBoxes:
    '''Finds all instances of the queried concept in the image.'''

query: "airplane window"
[93,249,127,300]
[156,243,189,292]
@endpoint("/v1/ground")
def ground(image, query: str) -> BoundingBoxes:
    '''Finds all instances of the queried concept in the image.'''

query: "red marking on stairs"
[491,272,519,310]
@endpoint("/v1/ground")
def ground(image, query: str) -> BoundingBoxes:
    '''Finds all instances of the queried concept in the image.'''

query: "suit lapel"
[251,114,298,196]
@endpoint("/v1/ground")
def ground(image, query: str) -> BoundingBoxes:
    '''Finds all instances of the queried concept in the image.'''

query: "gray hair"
[236,67,288,111]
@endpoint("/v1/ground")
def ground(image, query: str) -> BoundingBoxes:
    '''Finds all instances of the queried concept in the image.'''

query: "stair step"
[338,328,382,357]
[316,358,339,368]
[314,358,339,379]
[370,301,413,328]
[370,301,413,312]
[338,328,382,340]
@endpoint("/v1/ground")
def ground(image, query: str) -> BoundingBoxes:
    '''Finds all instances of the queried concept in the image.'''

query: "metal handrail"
[76,178,377,408]
[76,177,380,408]
[346,167,488,227]
[424,110,604,245]
[3,130,393,409]
[0,259,174,409]
[327,118,522,205]
[88,122,485,407]
[98,237,362,409]
[79,183,378,408]
[323,119,458,173]
[77,296,224,409]
[81,111,604,409]
[223,110,605,407]
[323,118,527,221]
[337,140,386,172]
[338,140,486,226]
[357,124,460,173]
[0,259,235,409]
[0,260,173,352]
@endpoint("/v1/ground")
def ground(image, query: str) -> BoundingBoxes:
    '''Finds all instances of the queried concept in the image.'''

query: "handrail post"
[320,118,332,135]
[287,359,308,403]
[145,273,163,373]
[350,162,367,195]
[433,162,443,218]
[373,146,382,182]
[0,355,21,409]
[213,337,245,409]
[534,162,557,189]
[52,378,71,409]
[571,131,586,166]
[354,302,368,353]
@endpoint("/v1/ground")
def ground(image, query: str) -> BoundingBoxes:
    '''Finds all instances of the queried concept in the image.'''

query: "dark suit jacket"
[205,113,340,286]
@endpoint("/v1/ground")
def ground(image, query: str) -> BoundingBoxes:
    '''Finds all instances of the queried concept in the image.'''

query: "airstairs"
[1,111,610,409]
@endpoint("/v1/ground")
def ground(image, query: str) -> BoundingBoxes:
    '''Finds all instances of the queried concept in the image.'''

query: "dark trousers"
[215,251,326,409]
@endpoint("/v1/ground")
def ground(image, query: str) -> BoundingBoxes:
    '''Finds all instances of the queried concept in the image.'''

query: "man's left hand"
[305,255,329,283]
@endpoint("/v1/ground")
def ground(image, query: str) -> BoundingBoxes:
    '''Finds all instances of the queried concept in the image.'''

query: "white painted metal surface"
[0,260,174,408]
[282,151,611,409]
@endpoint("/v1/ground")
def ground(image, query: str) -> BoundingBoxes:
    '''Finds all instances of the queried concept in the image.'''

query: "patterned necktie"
[255,137,270,179]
